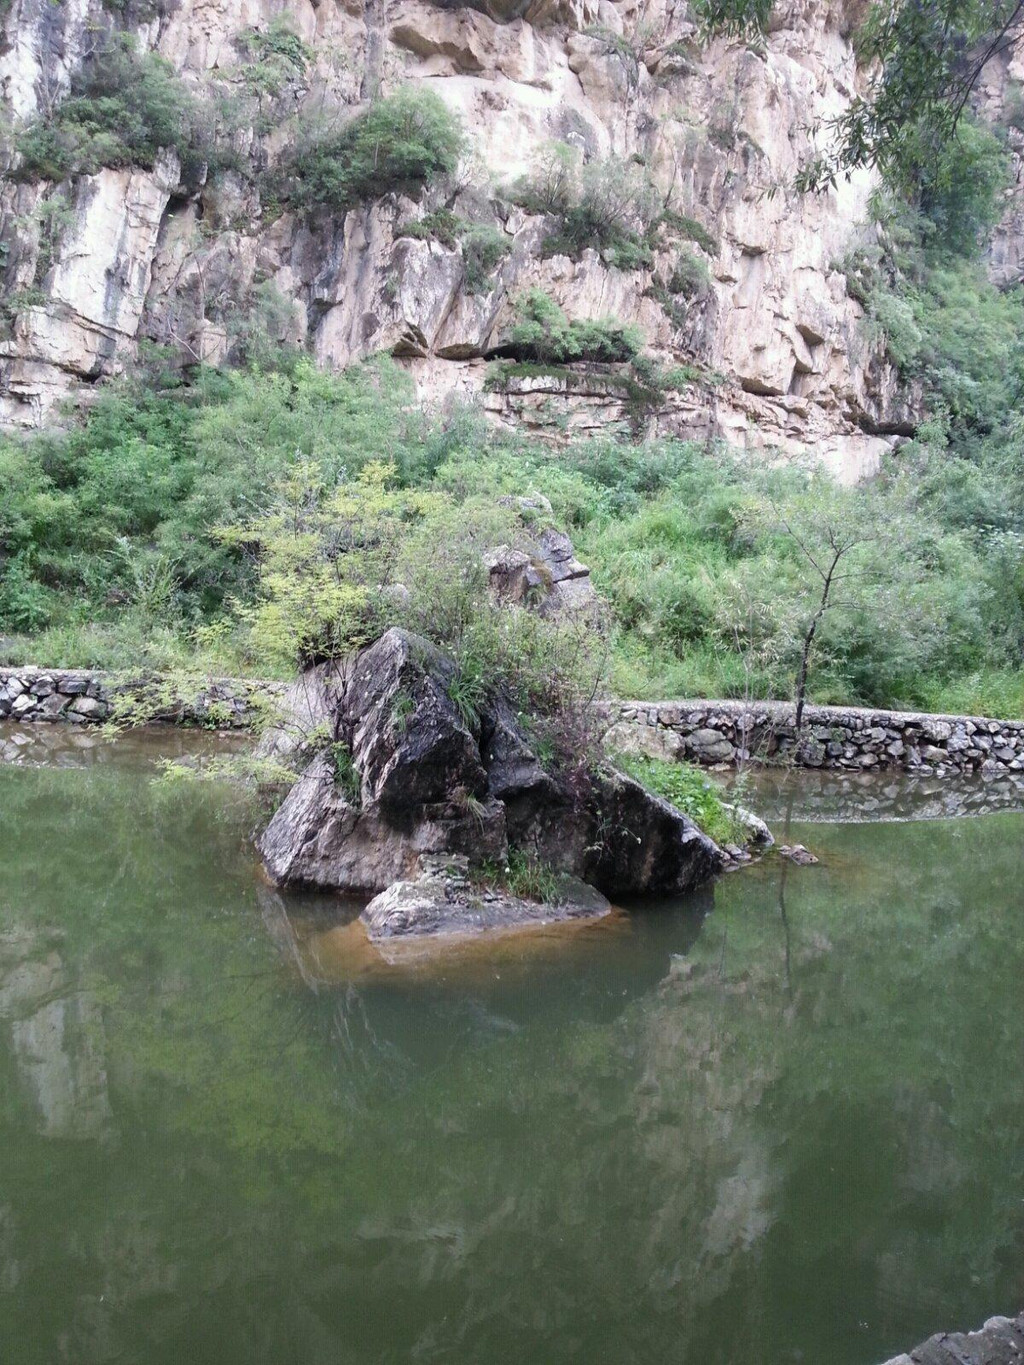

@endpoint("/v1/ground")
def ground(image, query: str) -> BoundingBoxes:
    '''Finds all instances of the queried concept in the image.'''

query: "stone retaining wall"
[4,667,1023,778]
[605,699,1024,777]
[0,667,281,728]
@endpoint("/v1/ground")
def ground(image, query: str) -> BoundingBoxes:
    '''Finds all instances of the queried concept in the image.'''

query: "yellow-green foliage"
[221,461,441,669]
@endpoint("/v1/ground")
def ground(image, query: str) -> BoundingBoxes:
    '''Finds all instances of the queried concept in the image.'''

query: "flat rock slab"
[882,1311,1024,1365]
[362,873,611,942]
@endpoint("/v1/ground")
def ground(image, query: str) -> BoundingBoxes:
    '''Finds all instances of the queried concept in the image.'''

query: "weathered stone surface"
[256,754,507,893]
[346,630,487,809]
[362,859,610,941]
[485,498,598,615]
[724,803,773,847]
[0,666,281,727]
[0,0,927,472]
[779,843,818,866]
[686,728,736,763]
[579,769,724,896]
[599,698,1024,776]
[5,665,1024,782]
[879,1309,1024,1365]
[602,719,686,763]
[257,629,724,906]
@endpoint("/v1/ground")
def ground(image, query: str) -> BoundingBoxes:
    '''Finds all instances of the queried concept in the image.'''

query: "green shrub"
[286,87,464,215]
[238,20,312,100]
[0,356,433,638]
[14,35,206,181]
[668,249,711,299]
[611,754,739,844]
[511,143,659,269]
[397,212,510,292]
[660,209,719,255]
[396,207,463,247]
[461,224,511,293]
[911,117,1008,257]
[509,289,643,364]
[477,849,562,904]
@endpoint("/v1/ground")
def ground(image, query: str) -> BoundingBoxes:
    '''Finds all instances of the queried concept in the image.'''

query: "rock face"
[485,493,599,613]
[879,1309,1024,1365]
[256,628,724,932]
[0,0,947,475]
[258,632,508,892]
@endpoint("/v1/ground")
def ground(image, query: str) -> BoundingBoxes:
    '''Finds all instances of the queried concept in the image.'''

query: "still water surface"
[0,724,1022,1365]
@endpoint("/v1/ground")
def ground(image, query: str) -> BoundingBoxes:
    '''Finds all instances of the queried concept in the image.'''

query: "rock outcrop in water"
[257,627,724,937]
[880,1310,1024,1365]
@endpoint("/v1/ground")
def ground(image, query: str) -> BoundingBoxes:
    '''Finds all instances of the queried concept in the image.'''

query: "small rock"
[686,728,735,763]
[779,844,819,866]
[361,870,610,941]
[66,696,107,721]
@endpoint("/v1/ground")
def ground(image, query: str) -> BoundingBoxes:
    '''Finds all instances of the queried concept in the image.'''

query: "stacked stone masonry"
[606,699,1024,777]
[0,667,279,728]
[3,669,1024,778]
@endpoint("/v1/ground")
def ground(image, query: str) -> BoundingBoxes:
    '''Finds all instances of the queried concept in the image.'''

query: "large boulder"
[485,495,599,617]
[346,629,487,808]
[257,754,507,892]
[503,764,724,897]
[257,628,726,930]
[257,630,506,893]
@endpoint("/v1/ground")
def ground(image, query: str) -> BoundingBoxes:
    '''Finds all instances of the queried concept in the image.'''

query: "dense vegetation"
[3,60,1024,717]
[3,9,1024,721]
[2,304,1023,717]
[703,1,1024,195]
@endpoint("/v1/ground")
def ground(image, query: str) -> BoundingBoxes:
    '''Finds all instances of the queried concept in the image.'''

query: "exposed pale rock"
[0,0,963,470]
[878,1309,1024,1365]
[686,728,736,763]
[602,720,686,763]
[257,753,507,893]
[362,861,610,941]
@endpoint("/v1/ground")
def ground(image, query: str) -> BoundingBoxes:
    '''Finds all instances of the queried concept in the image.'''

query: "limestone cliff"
[0,0,973,476]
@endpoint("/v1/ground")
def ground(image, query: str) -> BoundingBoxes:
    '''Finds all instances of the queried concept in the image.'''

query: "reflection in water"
[0,929,112,1142]
[0,728,1022,1365]
[736,764,1024,824]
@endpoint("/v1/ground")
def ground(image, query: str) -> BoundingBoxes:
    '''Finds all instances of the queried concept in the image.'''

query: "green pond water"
[1,725,1022,1365]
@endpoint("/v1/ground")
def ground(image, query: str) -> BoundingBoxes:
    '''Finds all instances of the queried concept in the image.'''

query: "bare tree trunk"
[794,622,817,732]
[794,549,841,734]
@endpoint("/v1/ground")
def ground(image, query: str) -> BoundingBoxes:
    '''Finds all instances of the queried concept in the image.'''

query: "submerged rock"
[779,844,819,866]
[257,628,725,931]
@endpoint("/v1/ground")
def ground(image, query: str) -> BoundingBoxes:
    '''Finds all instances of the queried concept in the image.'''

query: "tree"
[739,482,889,731]
[220,460,440,668]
